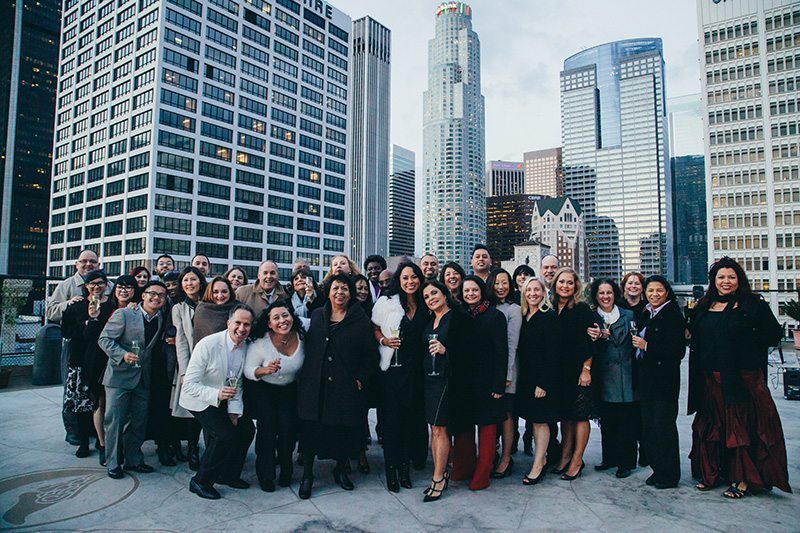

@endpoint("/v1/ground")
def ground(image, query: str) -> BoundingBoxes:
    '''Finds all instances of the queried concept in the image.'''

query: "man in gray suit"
[98,281,167,479]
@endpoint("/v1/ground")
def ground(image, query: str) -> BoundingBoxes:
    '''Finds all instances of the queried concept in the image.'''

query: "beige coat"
[169,301,195,418]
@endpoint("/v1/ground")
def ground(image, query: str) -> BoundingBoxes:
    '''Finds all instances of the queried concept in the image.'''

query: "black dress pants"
[379,371,425,468]
[252,380,298,483]
[640,397,680,485]
[191,404,255,486]
[600,401,639,469]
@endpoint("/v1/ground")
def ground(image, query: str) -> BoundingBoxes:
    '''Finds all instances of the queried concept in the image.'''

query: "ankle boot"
[399,461,412,489]
[188,443,200,471]
[333,463,354,491]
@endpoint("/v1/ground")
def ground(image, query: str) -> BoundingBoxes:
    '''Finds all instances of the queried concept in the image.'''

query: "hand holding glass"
[427,334,440,376]
[390,327,402,367]
[129,340,141,368]
[225,369,239,389]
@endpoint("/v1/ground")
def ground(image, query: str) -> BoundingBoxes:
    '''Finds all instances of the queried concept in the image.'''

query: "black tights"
[76,412,95,446]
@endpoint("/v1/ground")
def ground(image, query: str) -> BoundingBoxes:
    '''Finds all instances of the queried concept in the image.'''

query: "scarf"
[597,305,620,327]
[193,300,237,345]
[469,300,491,318]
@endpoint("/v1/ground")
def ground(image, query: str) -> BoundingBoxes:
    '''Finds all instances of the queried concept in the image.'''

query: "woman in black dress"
[296,274,378,499]
[372,262,428,492]
[449,276,508,491]
[620,271,646,322]
[420,280,455,502]
[61,270,115,459]
[516,277,559,485]
[550,267,595,481]
[689,257,790,498]
[439,261,466,305]
[632,275,686,489]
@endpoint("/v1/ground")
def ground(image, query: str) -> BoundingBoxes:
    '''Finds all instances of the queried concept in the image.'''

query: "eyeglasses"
[116,286,133,292]
[86,282,106,288]
[143,291,166,299]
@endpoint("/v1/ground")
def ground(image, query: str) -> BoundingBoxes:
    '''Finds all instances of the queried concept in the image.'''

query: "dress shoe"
[333,467,354,491]
[594,463,614,472]
[260,479,276,492]
[66,433,82,446]
[645,474,657,486]
[188,444,200,471]
[75,443,90,458]
[107,467,124,479]
[98,446,106,467]
[615,468,632,478]
[190,478,221,500]
[157,446,177,467]
[385,465,400,493]
[220,478,250,489]
[298,477,313,499]
[124,463,154,473]
[654,481,678,489]
[399,462,412,489]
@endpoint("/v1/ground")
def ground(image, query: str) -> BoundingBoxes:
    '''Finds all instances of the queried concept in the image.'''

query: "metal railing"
[0,276,65,367]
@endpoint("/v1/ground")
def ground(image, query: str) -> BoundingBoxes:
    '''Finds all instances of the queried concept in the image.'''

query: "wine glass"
[602,320,611,338]
[226,369,239,389]
[130,340,141,368]
[630,320,638,337]
[390,327,402,367]
[427,334,440,377]
[89,294,101,315]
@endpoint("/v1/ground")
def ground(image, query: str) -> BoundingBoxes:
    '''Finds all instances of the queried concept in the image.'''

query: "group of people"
[48,246,791,502]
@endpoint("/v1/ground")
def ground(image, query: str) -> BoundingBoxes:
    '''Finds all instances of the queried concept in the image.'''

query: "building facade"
[499,239,550,276]
[349,16,390,266]
[0,0,60,276]
[486,194,544,266]
[698,0,800,319]
[523,147,562,197]
[47,0,353,281]
[388,144,415,257]
[422,1,486,267]
[530,196,588,280]
[561,39,671,281]
[671,155,707,284]
[486,160,523,197]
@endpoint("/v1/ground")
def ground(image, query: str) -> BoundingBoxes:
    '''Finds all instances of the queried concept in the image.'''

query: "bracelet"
[583,364,591,371]
[379,337,385,347]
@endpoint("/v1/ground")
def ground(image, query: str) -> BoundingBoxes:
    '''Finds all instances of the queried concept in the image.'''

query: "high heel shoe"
[522,467,546,486]
[423,477,446,502]
[399,461,412,489]
[299,476,313,499]
[491,457,514,479]
[423,469,450,495]
[385,464,400,493]
[333,466,354,491]
[560,462,585,481]
[550,462,569,475]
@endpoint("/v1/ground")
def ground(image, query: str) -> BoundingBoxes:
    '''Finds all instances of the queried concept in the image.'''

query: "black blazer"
[297,303,378,427]
[687,298,781,413]
[448,308,508,433]
[516,309,559,395]
[638,303,687,401]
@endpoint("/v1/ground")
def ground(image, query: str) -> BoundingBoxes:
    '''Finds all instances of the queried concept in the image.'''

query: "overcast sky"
[334,0,701,161]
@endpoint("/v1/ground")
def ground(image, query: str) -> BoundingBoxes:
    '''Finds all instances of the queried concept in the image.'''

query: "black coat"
[637,303,687,401]
[297,303,378,427]
[515,309,560,422]
[687,298,781,413]
[554,302,595,407]
[61,299,114,391]
[448,308,508,433]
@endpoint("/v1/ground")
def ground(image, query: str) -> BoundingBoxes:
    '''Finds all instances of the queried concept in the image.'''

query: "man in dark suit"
[98,281,167,479]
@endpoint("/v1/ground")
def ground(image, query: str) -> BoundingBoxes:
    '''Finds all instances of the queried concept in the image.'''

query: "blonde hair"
[550,267,584,309]
[323,254,361,281]
[520,277,551,316]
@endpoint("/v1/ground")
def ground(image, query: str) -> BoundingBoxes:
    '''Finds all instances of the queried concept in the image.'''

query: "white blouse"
[244,334,305,386]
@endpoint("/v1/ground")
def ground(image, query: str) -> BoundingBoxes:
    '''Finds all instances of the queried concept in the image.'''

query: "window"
[163,68,198,92]
[160,109,196,132]
[154,237,191,255]
[238,133,266,152]
[199,161,231,181]
[205,64,236,87]
[271,108,296,126]
[128,173,149,191]
[165,8,201,35]
[240,95,268,116]
[156,193,192,213]
[202,102,234,123]
[200,141,231,161]
[274,73,298,93]
[269,160,294,178]
[267,231,292,246]
[240,78,268,99]
[235,188,264,205]
[201,121,233,142]
[127,216,147,233]
[241,60,268,81]
[234,226,263,242]
[299,134,321,151]
[297,218,319,232]
[157,172,193,193]
[208,8,238,32]
[206,26,237,50]
[198,180,230,199]
[155,215,191,235]
[298,235,320,249]
[235,207,263,224]
[268,195,293,211]
[163,28,200,54]
[157,151,194,172]
[158,130,195,152]
[206,45,237,68]
[161,88,197,112]
[127,194,147,212]
[104,220,123,236]
[300,118,322,136]
[236,169,264,188]
[234,245,261,262]
[197,200,230,219]
[163,47,198,72]
[270,142,295,160]
[243,8,270,31]
[242,43,268,65]
[197,221,229,239]
[239,114,266,134]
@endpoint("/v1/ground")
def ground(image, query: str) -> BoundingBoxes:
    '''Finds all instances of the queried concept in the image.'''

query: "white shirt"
[244,334,305,385]
[225,333,246,380]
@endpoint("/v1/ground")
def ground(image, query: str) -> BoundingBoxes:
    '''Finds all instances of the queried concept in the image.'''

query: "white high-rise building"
[388,144,415,257]
[485,161,524,197]
[698,0,800,319]
[422,2,485,266]
[47,0,353,281]
[348,16,390,266]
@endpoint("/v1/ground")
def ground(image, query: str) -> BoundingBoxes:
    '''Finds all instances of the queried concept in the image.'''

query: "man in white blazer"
[180,304,256,499]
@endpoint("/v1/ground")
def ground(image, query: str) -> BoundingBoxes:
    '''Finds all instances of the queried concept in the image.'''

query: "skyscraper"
[423,2,485,266]
[668,94,707,285]
[485,161,524,197]
[561,39,671,280]
[46,0,353,282]
[349,16,390,265]
[388,144,415,257]
[0,0,60,276]
[698,0,799,319]
[523,147,563,197]
[531,196,589,280]
[485,193,544,265]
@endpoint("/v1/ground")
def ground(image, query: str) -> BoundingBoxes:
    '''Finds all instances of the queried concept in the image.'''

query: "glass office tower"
[423,2,485,266]
[561,39,671,280]
[388,144,415,257]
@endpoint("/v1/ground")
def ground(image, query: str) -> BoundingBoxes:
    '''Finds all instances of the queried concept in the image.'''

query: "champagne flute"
[390,327,402,367]
[130,340,141,368]
[603,319,611,338]
[427,334,440,377]
[630,320,638,337]
[89,294,101,315]
[226,369,239,389]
